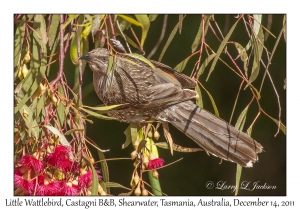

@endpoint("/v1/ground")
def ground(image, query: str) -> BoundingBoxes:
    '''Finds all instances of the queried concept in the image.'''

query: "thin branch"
[108,14,116,40]
[147,14,168,59]
[76,20,83,102]
[116,19,131,53]
[64,24,72,54]
[259,28,284,136]
[50,15,65,87]
[194,15,205,79]
[130,27,143,54]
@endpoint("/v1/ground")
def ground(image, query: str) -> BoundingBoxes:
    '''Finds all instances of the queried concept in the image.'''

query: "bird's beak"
[78,53,90,61]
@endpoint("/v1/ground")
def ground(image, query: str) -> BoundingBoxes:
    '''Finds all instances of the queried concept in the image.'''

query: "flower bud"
[21,64,29,79]
[133,172,140,185]
[133,140,139,150]
[22,51,31,64]
[142,188,149,196]
[147,130,153,138]
[134,183,141,196]
[152,170,159,179]
[154,130,160,140]
[131,150,138,160]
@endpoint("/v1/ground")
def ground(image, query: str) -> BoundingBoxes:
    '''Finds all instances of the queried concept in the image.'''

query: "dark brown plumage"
[79,48,263,167]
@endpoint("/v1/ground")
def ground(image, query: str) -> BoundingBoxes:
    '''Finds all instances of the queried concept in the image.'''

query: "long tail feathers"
[158,101,263,167]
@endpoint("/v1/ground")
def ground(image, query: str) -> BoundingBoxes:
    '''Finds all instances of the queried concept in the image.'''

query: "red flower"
[148,158,164,169]
[46,146,78,172]
[14,172,45,195]
[18,154,44,174]
[78,170,92,189]
[62,182,79,196]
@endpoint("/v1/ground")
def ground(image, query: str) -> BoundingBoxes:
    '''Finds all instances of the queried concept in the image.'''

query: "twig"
[104,16,110,50]
[14,14,23,24]
[147,14,168,59]
[116,19,131,53]
[64,24,72,54]
[194,15,205,79]
[76,20,83,102]
[50,15,65,87]
[130,27,143,54]
[108,14,116,40]
[46,15,52,39]
[259,28,284,136]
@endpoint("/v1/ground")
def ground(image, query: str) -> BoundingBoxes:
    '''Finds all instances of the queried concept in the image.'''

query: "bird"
[79,48,263,167]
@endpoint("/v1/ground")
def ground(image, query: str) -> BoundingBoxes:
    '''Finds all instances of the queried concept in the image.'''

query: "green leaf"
[116,17,131,32]
[105,182,129,189]
[235,164,243,196]
[158,18,182,62]
[125,53,155,69]
[91,15,101,36]
[15,33,47,114]
[161,122,173,154]
[191,15,211,53]
[64,128,84,135]
[144,123,152,140]
[178,14,184,34]
[36,92,46,122]
[48,14,60,50]
[246,26,264,88]
[56,84,65,127]
[83,155,99,196]
[234,42,249,78]
[44,125,70,147]
[80,103,123,112]
[27,14,34,21]
[195,85,203,108]
[119,190,133,196]
[235,105,249,131]
[253,15,262,38]
[118,14,142,27]
[135,15,150,48]
[14,18,26,67]
[97,150,110,194]
[19,105,39,138]
[62,14,79,29]
[137,140,147,153]
[155,142,203,152]
[174,55,191,72]
[107,55,115,74]
[148,171,162,195]
[198,54,216,77]
[149,14,158,21]
[202,86,219,117]
[79,107,116,120]
[34,15,47,45]
[206,17,241,81]
[268,117,286,135]
[123,123,140,149]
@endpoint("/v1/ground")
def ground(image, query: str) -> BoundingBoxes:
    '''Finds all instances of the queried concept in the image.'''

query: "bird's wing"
[116,55,197,108]
[150,60,197,88]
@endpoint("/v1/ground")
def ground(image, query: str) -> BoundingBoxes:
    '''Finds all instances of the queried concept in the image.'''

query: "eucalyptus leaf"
[97,150,110,194]
[206,17,241,81]
[48,15,60,49]
[44,125,70,147]
[34,15,47,45]
[135,15,150,48]
[155,142,203,152]
[158,20,180,62]
[83,155,99,195]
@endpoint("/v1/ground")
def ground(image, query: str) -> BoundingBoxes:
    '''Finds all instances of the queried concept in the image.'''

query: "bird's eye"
[101,57,107,62]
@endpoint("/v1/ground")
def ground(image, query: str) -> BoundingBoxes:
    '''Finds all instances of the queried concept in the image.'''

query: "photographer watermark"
[205,181,277,193]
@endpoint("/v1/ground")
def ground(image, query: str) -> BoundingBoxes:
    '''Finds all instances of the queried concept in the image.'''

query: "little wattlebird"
[79,48,263,167]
